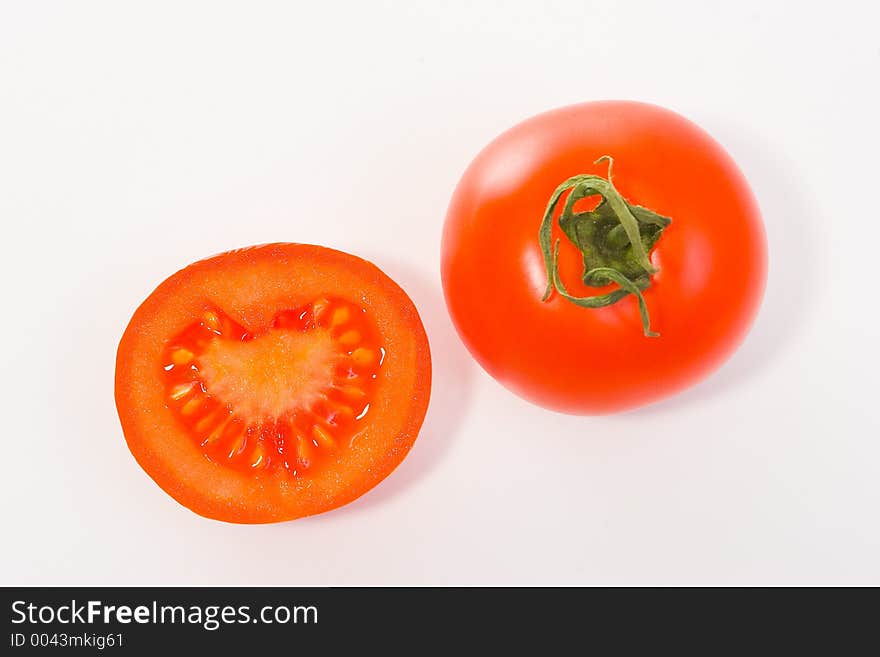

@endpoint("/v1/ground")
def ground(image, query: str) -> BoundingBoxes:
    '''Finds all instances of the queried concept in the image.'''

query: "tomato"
[115,244,431,523]
[441,101,767,414]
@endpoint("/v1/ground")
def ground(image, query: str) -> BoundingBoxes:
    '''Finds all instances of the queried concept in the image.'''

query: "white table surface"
[1,0,877,585]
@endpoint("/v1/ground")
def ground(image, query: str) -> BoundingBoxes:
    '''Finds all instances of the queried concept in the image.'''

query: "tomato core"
[161,297,383,476]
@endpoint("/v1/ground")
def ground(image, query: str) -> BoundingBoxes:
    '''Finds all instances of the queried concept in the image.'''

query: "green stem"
[551,243,658,337]
[538,156,671,337]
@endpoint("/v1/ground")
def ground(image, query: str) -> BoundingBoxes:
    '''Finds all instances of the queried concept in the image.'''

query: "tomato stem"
[538,157,671,337]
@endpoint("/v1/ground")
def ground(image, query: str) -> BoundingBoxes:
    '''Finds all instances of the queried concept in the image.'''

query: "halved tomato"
[115,243,431,523]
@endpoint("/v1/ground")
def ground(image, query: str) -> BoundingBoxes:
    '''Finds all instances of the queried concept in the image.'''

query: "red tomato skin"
[441,101,767,414]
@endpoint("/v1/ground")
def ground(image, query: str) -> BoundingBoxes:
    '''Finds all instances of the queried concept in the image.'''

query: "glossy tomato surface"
[116,244,431,522]
[442,101,767,414]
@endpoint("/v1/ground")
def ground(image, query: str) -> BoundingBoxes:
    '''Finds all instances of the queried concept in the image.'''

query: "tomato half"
[442,101,767,414]
[115,244,431,522]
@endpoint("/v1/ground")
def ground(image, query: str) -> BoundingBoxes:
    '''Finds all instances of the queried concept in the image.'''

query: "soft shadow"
[626,121,822,417]
[306,257,475,519]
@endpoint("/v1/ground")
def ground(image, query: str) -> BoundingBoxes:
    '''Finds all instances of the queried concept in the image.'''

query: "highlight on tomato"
[441,101,767,414]
[115,244,431,523]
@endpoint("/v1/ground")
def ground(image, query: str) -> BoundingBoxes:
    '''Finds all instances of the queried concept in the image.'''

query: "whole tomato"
[441,101,767,414]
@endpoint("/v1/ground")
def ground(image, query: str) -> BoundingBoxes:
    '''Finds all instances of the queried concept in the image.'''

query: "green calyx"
[538,157,671,337]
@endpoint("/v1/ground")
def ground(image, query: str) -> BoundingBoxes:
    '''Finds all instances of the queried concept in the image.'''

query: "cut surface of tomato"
[115,244,431,523]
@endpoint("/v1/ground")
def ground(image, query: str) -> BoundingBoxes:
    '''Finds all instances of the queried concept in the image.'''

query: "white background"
[1,0,878,585]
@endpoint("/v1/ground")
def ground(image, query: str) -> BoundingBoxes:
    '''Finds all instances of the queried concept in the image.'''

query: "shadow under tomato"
[306,257,476,519]
[624,120,822,418]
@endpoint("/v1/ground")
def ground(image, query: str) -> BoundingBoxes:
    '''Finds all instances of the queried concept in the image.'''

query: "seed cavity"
[162,298,382,477]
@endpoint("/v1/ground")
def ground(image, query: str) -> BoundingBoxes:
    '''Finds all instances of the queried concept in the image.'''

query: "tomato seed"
[330,307,351,328]
[312,425,336,449]
[337,330,361,347]
[350,347,374,367]
[170,348,195,366]
[180,395,205,416]
[202,310,221,333]
[169,382,196,401]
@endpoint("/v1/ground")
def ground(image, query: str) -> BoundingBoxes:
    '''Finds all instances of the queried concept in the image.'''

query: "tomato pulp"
[441,101,767,414]
[116,244,431,522]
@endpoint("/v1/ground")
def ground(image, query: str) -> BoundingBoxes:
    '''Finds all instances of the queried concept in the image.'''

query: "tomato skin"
[116,244,431,522]
[441,101,767,414]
